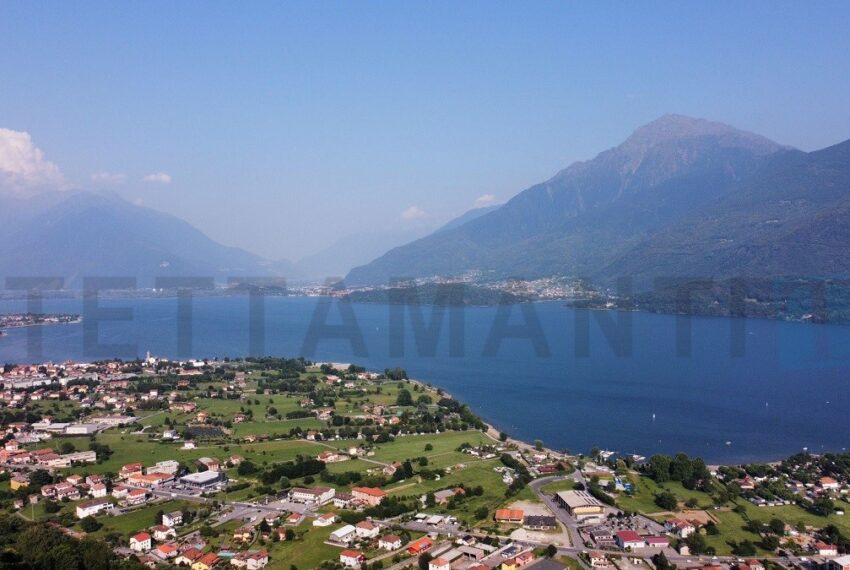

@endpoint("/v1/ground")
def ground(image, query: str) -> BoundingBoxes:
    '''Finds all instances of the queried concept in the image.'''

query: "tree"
[238,460,258,476]
[655,491,678,511]
[259,519,270,532]
[43,500,61,514]
[499,432,508,442]
[811,497,834,517]
[285,528,295,541]
[768,518,785,535]
[199,524,217,537]
[418,553,433,570]
[424,443,433,451]
[652,552,676,570]
[155,509,164,525]
[545,544,557,558]
[731,540,757,556]
[79,516,102,533]
[425,492,436,508]
[761,535,780,551]
[396,389,413,406]
[685,532,708,555]
[647,455,672,482]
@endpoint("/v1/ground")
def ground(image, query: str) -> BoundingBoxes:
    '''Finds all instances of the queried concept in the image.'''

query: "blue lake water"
[1,295,849,463]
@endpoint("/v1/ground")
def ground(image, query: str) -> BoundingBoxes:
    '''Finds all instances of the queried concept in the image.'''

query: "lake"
[1,295,849,463]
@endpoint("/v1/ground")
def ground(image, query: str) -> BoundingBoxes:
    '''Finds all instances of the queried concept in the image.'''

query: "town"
[1,356,850,570]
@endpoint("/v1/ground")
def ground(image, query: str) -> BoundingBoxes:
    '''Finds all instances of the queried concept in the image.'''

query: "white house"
[340,550,365,568]
[289,486,335,505]
[313,513,337,527]
[152,524,176,541]
[90,483,107,498]
[75,498,112,519]
[355,520,380,539]
[379,534,402,550]
[129,532,152,552]
[231,550,269,570]
[162,510,183,527]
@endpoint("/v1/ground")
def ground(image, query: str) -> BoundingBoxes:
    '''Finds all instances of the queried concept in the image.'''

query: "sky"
[2,2,850,261]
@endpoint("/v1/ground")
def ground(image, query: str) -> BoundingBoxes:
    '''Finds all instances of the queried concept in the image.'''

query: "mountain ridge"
[346,114,790,286]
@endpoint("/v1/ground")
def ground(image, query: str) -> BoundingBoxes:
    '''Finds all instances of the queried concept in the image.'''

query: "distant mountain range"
[347,114,850,290]
[0,191,275,288]
[0,188,497,288]
[5,114,850,299]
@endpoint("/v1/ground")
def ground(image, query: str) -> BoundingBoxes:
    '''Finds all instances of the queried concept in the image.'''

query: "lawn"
[615,474,713,514]
[84,500,193,538]
[266,524,346,569]
[368,431,490,464]
[47,433,327,476]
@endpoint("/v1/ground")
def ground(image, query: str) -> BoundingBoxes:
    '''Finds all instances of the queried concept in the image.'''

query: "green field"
[84,500,194,537]
[616,474,713,513]
[266,524,347,570]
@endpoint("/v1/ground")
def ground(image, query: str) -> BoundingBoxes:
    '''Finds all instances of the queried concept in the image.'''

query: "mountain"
[434,204,501,233]
[0,191,279,288]
[346,114,786,285]
[598,138,850,284]
[293,227,434,281]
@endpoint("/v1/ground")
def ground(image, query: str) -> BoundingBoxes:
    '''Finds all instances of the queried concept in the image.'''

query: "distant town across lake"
[1,295,848,464]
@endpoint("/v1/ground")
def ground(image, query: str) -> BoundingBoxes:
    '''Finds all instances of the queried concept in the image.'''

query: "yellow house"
[10,476,29,491]
[191,553,220,570]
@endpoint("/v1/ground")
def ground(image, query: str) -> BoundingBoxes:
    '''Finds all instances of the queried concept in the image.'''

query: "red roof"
[616,530,642,542]
[131,532,151,542]
[408,537,433,553]
[352,486,386,497]
[197,553,220,566]
[340,549,364,559]
[495,508,524,521]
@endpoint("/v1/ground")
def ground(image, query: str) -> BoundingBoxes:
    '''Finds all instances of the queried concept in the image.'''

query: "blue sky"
[2,2,849,260]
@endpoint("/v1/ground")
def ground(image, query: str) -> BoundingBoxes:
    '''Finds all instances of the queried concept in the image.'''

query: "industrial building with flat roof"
[179,470,225,488]
[554,490,605,521]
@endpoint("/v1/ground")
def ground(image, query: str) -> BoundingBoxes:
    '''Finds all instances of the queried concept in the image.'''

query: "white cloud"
[474,193,496,208]
[400,205,427,220]
[0,127,65,196]
[91,170,127,185]
[143,171,172,184]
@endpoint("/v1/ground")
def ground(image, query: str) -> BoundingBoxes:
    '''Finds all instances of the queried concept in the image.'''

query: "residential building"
[163,510,183,527]
[231,550,269,570]
[313,513,337,527]
[379,534,403,550]
[352,486,386,506]
[289,486,335,505]
[340,550,365,568]
[355,520,379,538]
[75,498,113,518]
[495,509,525,524]
[193,553,221,570]
[130,532,152,552]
